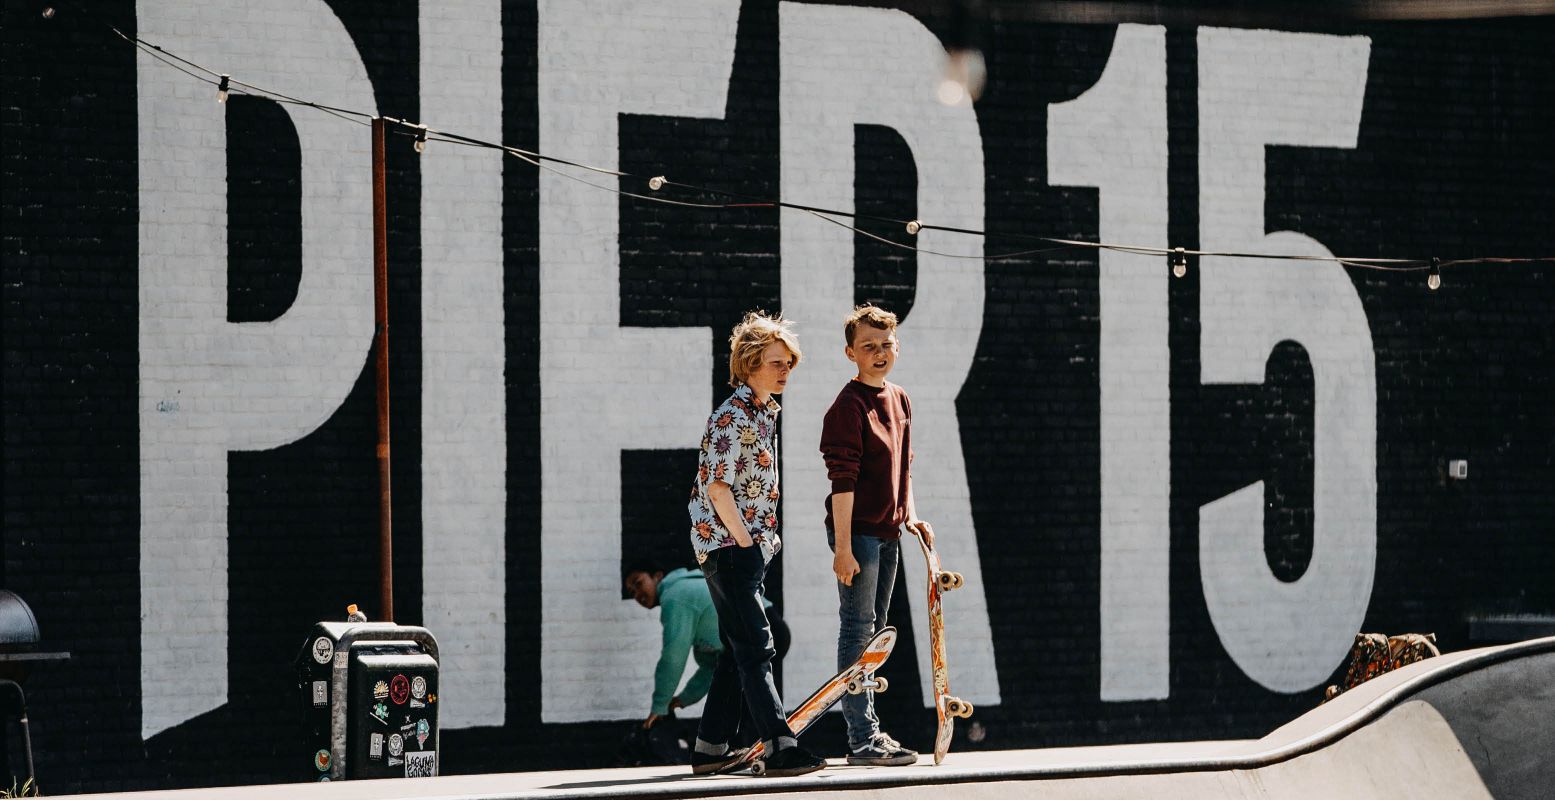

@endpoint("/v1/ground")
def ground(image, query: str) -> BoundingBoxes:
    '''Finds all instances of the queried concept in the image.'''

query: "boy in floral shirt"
[684,311,824,777]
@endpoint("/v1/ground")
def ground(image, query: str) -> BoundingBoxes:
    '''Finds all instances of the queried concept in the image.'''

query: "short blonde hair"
[728,311,802,388]
[843,304,898,346]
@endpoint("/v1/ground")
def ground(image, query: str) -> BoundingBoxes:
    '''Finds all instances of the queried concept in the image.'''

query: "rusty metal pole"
[372,117,394,622]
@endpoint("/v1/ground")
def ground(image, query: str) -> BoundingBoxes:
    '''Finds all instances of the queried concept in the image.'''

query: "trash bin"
[296,619,439,781]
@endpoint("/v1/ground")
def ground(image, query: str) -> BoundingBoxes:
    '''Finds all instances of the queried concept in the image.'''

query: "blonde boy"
[685,311,824,777]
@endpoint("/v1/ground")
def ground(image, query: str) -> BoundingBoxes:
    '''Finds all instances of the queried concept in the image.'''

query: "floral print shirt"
[688,384,783,564]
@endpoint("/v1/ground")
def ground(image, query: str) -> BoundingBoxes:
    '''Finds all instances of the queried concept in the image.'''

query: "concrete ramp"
[79,637,1553,800]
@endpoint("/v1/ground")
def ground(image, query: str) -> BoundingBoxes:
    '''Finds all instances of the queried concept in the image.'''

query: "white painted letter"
[138,0,376,738]
[421,0,506,729]
[779,2,1000,708]
[1048,25,1171,701]
[1197,28,1376,692]
[537,0,733,722]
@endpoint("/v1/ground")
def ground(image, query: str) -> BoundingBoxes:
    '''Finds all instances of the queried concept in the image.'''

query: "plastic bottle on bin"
[346,603,367,623]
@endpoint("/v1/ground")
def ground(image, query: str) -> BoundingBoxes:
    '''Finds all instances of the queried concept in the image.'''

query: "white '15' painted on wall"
[1049,26,1376,701]
[136,0,1375,739]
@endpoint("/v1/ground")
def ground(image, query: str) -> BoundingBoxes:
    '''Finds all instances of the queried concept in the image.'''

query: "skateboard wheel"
[951,572,965,590]
[750,760,766,776]
[937,572,956,591]
[874,676,889,694]
[847,678,864,695]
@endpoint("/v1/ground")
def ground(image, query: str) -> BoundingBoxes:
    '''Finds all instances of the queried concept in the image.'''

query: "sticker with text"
[405,750,436,778]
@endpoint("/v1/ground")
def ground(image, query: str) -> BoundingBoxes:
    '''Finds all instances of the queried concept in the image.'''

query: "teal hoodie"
[651,568,722,715]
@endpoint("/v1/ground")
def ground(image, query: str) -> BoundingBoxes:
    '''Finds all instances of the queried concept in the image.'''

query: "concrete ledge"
[75,637,1554,800]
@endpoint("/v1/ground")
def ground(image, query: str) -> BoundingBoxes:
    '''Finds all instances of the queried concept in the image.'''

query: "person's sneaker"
[846,732,918,766]
[690,746,750,775]
[757,744,826,777]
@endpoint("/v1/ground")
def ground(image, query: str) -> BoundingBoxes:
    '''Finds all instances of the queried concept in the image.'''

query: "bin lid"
[0,590,41,652]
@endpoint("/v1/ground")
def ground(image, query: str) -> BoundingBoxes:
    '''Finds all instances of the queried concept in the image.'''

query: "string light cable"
[66,6,1553,282]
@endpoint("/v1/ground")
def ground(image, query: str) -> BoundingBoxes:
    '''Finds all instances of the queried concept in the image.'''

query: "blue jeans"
[695,544,791,753]
[829,530,899,748]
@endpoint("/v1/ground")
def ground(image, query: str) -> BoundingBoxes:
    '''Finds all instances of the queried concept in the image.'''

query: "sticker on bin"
[372,680,390,699]
[314,749,331,772]
[370,732,384,759]
[411,676,427,699]
[311,637,333,665]
[389,733,404,757]
[390,674,410,705]
[416,718,429,748]
[405,750,435,777]
[371,702,390,725]
[312,680,328,707]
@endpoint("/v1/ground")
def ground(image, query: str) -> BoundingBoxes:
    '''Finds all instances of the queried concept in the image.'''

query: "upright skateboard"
[739,626,897,775]
[911,530,971,765]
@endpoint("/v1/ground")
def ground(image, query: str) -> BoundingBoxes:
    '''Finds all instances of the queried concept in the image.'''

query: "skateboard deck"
[911,531,971,765]
[740,626,897,774]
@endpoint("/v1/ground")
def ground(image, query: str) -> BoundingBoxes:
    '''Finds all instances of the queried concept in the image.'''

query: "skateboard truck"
[845,673,889,696]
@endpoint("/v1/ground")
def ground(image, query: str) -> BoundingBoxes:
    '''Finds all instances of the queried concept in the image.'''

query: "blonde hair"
[843,304,898,346]
[728,311,802,388]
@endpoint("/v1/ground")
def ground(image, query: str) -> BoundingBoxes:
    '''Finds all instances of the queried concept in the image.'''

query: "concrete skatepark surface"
[75,637,1554,799]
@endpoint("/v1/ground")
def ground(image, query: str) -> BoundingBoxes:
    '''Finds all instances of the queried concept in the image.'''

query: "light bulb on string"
[217,74,230,104]
[1171,247,1188,279]
[906,220,922,236]
[648,176,666,191]
[413,125,427,154]
[1428,258,1441,291]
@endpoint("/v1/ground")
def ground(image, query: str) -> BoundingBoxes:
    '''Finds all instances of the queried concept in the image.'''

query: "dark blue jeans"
[695,544,790,752]
[829,530,899,748]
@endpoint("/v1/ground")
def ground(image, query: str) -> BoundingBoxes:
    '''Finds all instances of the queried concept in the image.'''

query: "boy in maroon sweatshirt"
[819,305,935,765]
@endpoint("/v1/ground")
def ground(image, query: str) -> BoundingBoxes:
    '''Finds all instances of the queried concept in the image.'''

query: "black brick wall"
[3,0,1552,791]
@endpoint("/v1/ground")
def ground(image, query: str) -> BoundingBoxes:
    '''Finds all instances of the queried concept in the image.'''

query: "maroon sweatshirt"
[820,379,913,539]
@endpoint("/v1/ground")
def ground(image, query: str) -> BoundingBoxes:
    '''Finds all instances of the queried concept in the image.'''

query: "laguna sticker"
[405,750,435,778]
[314,749,331,772]
[311,680,328,707]
[372,680,390,700]
[311,637,333,665]
[390,674,410,705]
[411,675,427,699]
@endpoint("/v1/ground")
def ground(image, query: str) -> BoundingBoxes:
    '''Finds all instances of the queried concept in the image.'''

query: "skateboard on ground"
[911,530,971,765]
[738,626,897,775]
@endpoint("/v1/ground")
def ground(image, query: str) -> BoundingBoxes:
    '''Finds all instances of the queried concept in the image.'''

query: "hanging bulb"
[1427,257,1441,291]
[42,7,56,19]
[648,176,666,191]
[217,74,230,104]
[1171,247,1188,279]
[939,48,986,107]
[905,220,922,236]
[413,126,427,154]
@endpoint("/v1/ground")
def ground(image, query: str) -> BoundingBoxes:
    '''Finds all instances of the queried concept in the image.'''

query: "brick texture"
[2,0,1552,791]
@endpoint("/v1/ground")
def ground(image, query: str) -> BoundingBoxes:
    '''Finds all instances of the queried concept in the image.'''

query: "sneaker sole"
[760,761,826,778]
[691,750,752,775]
[846,754,919,766]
